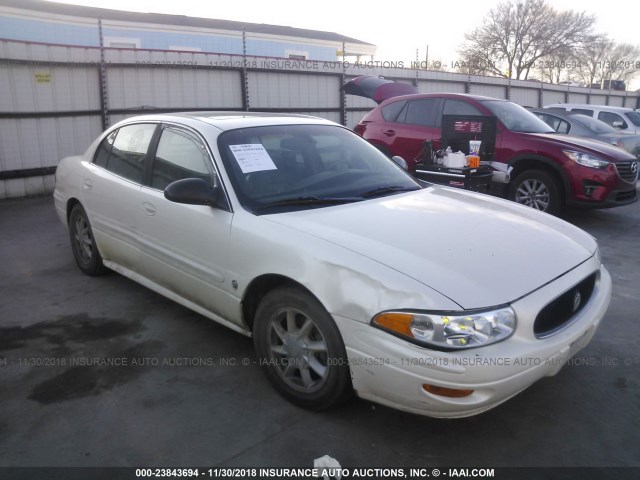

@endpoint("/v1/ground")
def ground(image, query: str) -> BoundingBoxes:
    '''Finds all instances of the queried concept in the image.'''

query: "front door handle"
[142,202,156,216]
[83,179,93,190]
[383,129,396,136]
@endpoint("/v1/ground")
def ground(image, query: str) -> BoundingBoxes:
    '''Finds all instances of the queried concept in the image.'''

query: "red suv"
[354,93,638,214]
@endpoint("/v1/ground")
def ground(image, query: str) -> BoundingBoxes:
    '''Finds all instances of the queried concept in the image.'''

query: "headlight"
[563,150,609,169]
[372,307,516,350]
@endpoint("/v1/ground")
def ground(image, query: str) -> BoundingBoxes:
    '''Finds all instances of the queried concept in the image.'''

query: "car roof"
[380,92,501,103]
[529,108,573,119]
[544,104,635,113]
[113,112,338,131]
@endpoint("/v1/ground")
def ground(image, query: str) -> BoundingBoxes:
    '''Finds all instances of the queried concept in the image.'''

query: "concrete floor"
[0,195,639,469]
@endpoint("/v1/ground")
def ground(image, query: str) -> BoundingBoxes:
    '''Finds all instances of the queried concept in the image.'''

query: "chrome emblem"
[631,161,638,175]
[572,291,582,313]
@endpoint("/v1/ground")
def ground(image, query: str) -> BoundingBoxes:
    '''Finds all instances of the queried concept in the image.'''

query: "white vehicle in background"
[544,104,640,135]
[54,112,611,418]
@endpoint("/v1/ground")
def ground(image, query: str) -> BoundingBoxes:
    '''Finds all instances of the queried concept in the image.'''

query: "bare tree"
[573,35,614,87]
[572,39,640,89]
[534,45,579,84]
[457,0,596,80]
[598,43,640,86]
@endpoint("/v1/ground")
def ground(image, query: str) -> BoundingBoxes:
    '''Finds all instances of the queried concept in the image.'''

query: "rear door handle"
[142,202,156,216]
[383,130,396,136]
[83,179,93,190]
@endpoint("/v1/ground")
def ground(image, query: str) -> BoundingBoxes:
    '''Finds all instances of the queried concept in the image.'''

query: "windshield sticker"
[229,144,277,173]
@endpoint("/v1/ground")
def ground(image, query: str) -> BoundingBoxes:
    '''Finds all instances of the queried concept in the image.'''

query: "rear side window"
[93,130,117,168]
[404,99,439,127]
[94,123,156,183]
[151,127,213,190]
[535,113,570,134]
[570,109,593,116]
[381,100,407,122]
[444,100,482,116]
[598,111,628,129]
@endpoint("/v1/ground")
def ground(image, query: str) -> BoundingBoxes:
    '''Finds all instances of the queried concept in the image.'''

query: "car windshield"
[481,100,555,133]
[571,114,618,134]
[217,124,421,214]
[626,110,640,126]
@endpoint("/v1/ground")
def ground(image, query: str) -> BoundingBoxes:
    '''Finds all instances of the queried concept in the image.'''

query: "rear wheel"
[510,169,562,215]
[253,287,352,410]
[69,204,107,276]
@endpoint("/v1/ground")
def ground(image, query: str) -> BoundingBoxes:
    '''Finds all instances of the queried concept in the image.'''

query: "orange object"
[423,384,474,398]
[468,155,480,168]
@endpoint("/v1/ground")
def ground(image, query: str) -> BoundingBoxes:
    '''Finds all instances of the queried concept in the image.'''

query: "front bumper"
[334,258,611,418]
[567,186,637,209]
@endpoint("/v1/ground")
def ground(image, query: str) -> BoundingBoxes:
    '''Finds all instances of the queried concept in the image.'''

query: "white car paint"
[54,113,611,417]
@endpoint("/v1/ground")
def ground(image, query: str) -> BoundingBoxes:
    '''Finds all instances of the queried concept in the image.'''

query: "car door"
[136,124,236,321]
[83,122,158,269]
[388,98,442,164]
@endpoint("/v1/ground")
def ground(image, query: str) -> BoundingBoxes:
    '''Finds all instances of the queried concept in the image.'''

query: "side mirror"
[164,178,220,207]
[612,121,625,129]
[391,155,408,170]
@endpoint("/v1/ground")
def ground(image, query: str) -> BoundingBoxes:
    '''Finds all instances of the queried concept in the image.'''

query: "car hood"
[530,133,637,161]
[264,187,596,309]
[598,134,640,157]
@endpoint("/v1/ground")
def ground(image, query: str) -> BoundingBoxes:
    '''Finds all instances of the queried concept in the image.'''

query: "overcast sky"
[44,0,639,86]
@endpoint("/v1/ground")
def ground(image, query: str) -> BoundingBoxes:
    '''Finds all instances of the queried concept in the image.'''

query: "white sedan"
[54,113,611,418]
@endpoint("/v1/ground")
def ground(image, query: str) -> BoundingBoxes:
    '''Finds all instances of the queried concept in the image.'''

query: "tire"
[510,169,562,215]
[68,204,107,276]
[253,287,352,410]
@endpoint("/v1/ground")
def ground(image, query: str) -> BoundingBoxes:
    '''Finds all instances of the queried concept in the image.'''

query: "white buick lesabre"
[54,113,611,417]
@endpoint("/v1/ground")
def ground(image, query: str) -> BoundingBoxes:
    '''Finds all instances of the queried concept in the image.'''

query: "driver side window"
[598,112,627,129]
[151,127,213,190]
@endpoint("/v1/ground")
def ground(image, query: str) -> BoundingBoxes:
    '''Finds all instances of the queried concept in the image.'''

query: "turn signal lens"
[373,312,413,337]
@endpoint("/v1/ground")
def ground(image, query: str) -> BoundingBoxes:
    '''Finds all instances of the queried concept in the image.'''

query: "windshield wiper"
[359,185,419,198]
[255,195,363,210]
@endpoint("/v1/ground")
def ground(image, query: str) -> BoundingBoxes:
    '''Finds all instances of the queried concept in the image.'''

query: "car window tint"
[556,119,570,134]
[571,109,593,116]
[598,111,628,129]
[93,130,117,168]
[626,110,640,127]
[107,124,156,183]
[444,100,482,116]
[151,127,213,190]
[534,113,554,127]
[404,99,438,126]
[381,100,407,122]
[536,113,570,133]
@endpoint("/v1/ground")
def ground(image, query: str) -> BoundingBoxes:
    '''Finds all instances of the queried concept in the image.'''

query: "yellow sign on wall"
[35,72,51,84]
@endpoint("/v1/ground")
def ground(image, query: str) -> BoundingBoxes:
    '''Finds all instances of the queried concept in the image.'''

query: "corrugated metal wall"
[1,38,639,199]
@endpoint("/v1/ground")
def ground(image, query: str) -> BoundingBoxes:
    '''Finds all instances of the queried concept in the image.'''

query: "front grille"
[534,273,597,338]
[615,161,638,183]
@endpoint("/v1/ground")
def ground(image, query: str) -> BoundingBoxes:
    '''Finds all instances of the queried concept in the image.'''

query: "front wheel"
[510,169,562,215]
[253,287,352,410]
